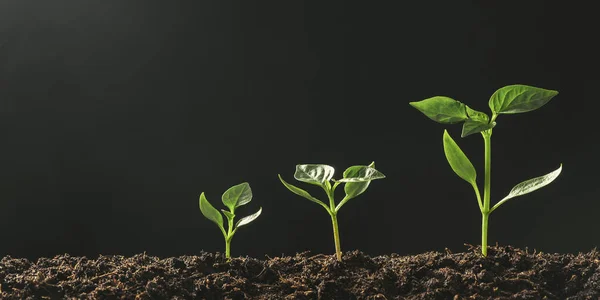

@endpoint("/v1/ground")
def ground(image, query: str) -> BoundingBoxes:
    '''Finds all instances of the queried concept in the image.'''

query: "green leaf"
[235,207,262,228]
[443,130,477,185]
[221,209,235,220]
[489,84,558,114]
[199,192,225,233]
[461,119,495,138]
[335,162,382,211]
[222,182,252,211]
[409,96,468,124]
[337,164,386,183]
[490,164,562,212]
[466,106,489,123]
[278,174,330,212]
[294,164,335,186]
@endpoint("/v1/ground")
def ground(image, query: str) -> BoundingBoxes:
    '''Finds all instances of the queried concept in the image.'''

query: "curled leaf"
[199,193,225,233]
[235,207,262,228]
[278,174,330,211]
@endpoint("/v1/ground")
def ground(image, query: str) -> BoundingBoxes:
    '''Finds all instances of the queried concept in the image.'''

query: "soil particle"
[1,245,599,299]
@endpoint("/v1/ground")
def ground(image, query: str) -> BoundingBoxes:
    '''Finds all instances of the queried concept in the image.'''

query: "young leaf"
[409,96,468,124]
[339,162,383,208]
[235,207,262,228]
[221,209,235,220]
[489,84,558,114]
[443,130,477,185]
[337,165,386,182]
[278,174,330,211]
[461,119,495,138]
[490,164,562,212]
[294,164,335,186]
[222,182,252,210]
[466,106,489,123]
[199,192,225,232]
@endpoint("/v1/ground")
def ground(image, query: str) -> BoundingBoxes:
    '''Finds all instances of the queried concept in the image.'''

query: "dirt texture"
[1,245,599,299]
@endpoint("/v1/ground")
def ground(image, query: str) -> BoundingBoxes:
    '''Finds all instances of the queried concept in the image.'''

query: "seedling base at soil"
[1,246,599,299]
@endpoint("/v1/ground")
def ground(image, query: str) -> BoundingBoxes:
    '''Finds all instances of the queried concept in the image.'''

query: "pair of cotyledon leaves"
[199,183,262,237]
[278,163,385,213]
[410,84,562,212]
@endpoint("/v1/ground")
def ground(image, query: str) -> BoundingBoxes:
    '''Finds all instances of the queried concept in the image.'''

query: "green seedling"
[199,182,262,258]
[278,162,385,261]
[410,84,562,257]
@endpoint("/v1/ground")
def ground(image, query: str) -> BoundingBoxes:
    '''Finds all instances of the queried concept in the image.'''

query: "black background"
[1,1,598,260]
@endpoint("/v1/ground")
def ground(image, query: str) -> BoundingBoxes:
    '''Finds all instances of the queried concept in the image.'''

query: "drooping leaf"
[409,96,468,124]
[490,164,562,212]
[278,174,330,211]
[294,164,335,186]
[199,192,225,232]
[443,130,477,185]
[221,209,235,221]
[235,207,262,228]
[222,182,252,210]
[466,106,489,122]
[461,119,495,138]
[489,84,558,114]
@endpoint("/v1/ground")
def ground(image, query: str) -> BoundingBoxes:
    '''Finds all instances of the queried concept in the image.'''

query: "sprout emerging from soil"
[198,182,262,258]
[410,84,562,257]
[278,162,385,261]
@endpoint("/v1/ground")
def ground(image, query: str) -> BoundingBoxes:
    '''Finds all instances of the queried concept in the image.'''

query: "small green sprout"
[410,84,562,257]
[278,162,385,261]
[198,182,262,258]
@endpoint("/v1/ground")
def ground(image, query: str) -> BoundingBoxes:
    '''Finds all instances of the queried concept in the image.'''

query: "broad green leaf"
[235,207,262,228]
[489,84,558,114]
[461,119,495,138]
[222,182,252,210]
[490,164,562,212]
[199,192,225,232]
[466,106,489,123]
[278,174,330,211]
[335,162,381,211]
[443,130,477,185]
[409,96,468,124]
[294,164,335,186]
[221,209,235,221]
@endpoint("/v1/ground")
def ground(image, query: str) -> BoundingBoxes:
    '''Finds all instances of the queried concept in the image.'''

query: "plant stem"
[481,130,492,256]
[330,212,342,261]
[225,237,231,258]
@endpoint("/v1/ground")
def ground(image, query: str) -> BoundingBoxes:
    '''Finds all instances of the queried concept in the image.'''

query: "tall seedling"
[410,84,562,256]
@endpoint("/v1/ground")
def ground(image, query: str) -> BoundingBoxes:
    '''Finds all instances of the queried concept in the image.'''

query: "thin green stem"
[481,212,489,256]
[330,213,342,261]
[481,130,492,256]
[225,215,235,258]
[324,183,342,261]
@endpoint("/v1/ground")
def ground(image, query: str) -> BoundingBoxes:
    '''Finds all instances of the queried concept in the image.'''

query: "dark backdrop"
[1,1,598,260]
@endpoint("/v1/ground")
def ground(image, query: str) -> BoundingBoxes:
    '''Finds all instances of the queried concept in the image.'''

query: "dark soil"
[1,245,599,299]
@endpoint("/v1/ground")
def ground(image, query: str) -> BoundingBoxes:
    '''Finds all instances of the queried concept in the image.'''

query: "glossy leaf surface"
[236,207,262,228]
[221,182,252,210]
[294,164,335,186]
[491,164,562,212]
[278,174,330,211]
[489,84,558,114]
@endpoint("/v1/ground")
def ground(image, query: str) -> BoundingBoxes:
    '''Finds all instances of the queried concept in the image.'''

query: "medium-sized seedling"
[199,182,262,258]
[410,84,562,256]
[279,162,385,261]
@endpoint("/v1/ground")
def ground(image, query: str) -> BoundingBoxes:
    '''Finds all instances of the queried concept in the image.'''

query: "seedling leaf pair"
[199,182,262,258]
[279,162,385,261]
[411,84,562,256]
